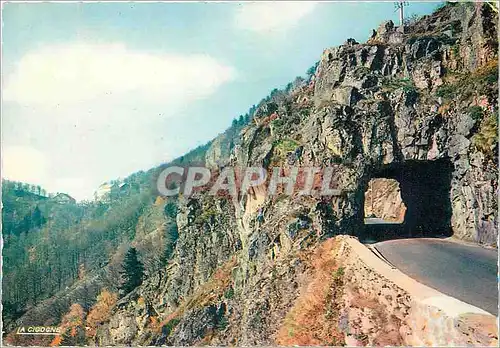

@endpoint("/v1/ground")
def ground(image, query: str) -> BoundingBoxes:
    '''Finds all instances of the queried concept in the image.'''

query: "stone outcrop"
[364,178,406,222]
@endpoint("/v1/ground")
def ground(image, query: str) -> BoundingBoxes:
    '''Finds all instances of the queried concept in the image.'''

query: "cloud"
[3,43,236,106]
[234,2,317,34]
[1,146,49,185]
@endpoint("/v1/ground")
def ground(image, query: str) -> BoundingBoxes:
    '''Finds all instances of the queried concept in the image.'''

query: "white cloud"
[234,2,317,34]
[3,43,236,106]
[1,146,49,185]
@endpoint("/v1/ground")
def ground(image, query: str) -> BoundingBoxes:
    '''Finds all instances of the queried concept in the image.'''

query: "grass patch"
[162,318,181,337]
[276,239,345,346]
[223,287,234,300]
[436,84,456,99]
[194,208,217,225]
[437,60,498,100]
[270,118,285,134]
[382,77,417,93]
[275,138,300,153]
[472,114,498,159]
[468,106,484,122]
[272,138,301,165]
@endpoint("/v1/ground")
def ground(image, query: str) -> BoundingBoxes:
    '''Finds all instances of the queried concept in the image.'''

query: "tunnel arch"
[360,158,454,241]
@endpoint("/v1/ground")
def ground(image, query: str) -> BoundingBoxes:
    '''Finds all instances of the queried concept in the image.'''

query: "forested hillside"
[2,171,154,329]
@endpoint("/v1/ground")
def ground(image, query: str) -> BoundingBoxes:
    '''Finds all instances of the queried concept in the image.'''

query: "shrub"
[403,13,421,26]
[224,287,235,299]
[216,316,229,331]
[162,224,179,262]
[306,61,319,77]
[86,289,118,338]
[299,108,310,118]
[53,303,87,346]
[436,84,456,99]
[271,118,285,134]
[332,266,344,280]
[472,114,498,158]
[162,318,181,337]
[274,139,300,155]
[383,77,416,93]
[468,106,484,121]
[194,208,217,225]
[164,202,177,218]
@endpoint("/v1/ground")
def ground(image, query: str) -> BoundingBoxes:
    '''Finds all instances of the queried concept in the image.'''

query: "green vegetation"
[436,84,456,99]
[224,287,235,300]
[119,247,145,295]
[195,207,217,225]
[383,77,417,93]
[162,318,181,337]
[468,106,484,121]
[403,13,422,26]
[332,267,344,280]
[274,138,300,154]
[271,118,285,134]
[472,114,498,159]
[299,108,310,118]
[2,180,51,236]
[162,224,179,262]
[164,201,178,218]
[271,138,301,165]
[306,61,319,78]
[2,172,154,323]
[216,316,229,331]
[437,60,498,101]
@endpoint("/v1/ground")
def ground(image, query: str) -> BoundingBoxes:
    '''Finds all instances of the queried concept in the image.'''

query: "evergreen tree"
[119,247,144,295]
[161,224,179,264]
[32,206,46,229]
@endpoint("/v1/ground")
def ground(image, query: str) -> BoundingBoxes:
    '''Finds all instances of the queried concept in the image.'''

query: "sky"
[1,1,441,201]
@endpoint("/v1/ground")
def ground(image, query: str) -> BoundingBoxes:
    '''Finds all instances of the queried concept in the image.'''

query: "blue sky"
[2,1,441,200]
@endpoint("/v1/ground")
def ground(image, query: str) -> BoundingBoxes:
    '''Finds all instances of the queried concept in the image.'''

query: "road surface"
[364,217,402,225]
[374,238,498,315]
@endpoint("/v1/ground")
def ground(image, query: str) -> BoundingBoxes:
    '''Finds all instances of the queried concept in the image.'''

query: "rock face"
[365,178,406,222]
[97,3,498,346]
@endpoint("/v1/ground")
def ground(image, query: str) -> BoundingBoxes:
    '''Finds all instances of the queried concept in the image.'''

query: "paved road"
[364,217,402,225]
[374,238,498,315]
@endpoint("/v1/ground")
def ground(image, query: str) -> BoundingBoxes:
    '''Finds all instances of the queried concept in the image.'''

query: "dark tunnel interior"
[362,158,454,241]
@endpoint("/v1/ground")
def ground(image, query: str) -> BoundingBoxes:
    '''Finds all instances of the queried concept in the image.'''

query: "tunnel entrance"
[362,159,453,241]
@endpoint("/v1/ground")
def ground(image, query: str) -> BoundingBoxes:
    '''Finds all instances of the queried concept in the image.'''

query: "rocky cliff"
[364,178,406,222]
[96,3,498,345]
